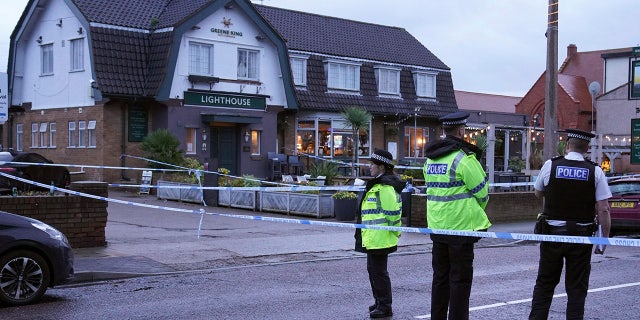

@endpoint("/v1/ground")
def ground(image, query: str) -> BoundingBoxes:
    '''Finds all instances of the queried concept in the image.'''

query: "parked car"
[0,151,70,193]
[0,211,74,305]
[607,178,640,234]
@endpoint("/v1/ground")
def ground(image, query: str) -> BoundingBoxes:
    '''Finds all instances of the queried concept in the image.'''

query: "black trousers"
[529,241,593,320]
[367,253,392,310]
[431,239,475,320]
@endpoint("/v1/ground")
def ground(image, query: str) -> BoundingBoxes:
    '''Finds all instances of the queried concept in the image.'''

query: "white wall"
[169,8,287,107]
[12,0,94,109]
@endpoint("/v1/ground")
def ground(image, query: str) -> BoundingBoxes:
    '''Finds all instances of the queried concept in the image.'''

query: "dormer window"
[238,48,260,81]
[189,41,214,76]
[374,66,401,95]
[325,59,360,92]
[290,54,308,86]
[413,70,438,98]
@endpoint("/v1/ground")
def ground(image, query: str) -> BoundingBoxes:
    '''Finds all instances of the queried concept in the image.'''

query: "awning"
[200,114,262,124]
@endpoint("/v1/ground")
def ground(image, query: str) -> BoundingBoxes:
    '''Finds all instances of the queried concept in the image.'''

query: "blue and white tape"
[2,172,638,248]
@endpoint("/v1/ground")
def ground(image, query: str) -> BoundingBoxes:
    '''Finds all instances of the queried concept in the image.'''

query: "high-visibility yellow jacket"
[360,183,402,250]
[423,138,491,231]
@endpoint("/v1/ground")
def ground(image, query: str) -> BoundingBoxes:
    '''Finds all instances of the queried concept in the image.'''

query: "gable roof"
[559,45,631,96]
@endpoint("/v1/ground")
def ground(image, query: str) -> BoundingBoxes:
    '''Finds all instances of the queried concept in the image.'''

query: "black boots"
[369,306,392,318]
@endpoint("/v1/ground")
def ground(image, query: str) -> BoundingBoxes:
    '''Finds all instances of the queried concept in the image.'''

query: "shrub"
[308,160,339,185]
[332,191,357,200]
[140,129,183,168]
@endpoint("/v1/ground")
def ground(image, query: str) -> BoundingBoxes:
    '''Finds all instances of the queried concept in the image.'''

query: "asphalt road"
[2,240,639,319]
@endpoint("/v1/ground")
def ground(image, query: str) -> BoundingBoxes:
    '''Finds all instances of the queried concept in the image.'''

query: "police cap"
[560,128,595,142]
[439,111,470,126]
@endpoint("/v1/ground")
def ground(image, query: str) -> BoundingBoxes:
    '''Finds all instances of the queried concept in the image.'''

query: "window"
[49,122,57,147]
[185,128,197,154]
[68,122,76,147]
[375,66,400,95]
[237,49,259,80]
[326,60,360,91]
[413,71,438,98]
[41,43,54,75]
[87,121,96,147]
[39,123,48,148]
[31,123,38,148]
[250,130,261,155]
[404,126,429,158]
[189,42,213,75]
[78,121,86,147]
[70,38,84,71]
[290,56,308,86]
[16,124,23,151]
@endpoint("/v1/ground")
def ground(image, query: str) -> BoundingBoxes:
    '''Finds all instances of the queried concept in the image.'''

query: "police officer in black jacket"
[529,129,611,320]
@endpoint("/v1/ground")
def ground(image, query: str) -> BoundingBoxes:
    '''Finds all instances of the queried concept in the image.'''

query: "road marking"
[414,281,640,319]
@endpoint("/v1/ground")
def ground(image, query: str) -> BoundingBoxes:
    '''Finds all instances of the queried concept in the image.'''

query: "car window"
[609,182,640,195]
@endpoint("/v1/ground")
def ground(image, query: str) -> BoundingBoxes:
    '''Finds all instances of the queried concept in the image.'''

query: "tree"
[340,107,372,176]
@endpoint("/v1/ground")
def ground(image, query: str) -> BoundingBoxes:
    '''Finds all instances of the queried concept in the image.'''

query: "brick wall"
[0,182,108,248]
[409,192,541,227]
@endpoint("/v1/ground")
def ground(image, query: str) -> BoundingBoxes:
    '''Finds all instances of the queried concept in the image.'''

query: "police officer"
[529,128,611,320]
[423,111,492,320]
[354,149,404,318]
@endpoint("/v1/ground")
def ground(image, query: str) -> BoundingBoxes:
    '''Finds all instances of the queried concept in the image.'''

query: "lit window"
[88,120,96,147]
[325,60,360,91]
[70,38,84,71]
[49,122,57,147]
[186,128,197,154]
[413,71,438,98]
[39,123,48,148]
[189,42,213,75]
[237,49,260,80]
[290,56,307,86]
[404,126,429,158]
[16,124,23,151]
[68,122,76,147]
[41,43,54,75]
[375,66,400,95]
[250,130,261,155]
[31,123,38,148]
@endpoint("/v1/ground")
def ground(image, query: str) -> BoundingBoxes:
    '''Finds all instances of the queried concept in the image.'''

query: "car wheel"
[0,250,51,306]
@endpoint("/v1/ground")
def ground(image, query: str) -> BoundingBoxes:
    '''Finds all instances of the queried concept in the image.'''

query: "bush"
[332,191,357,200]
[140,129,183,168]
[308,160,339,185]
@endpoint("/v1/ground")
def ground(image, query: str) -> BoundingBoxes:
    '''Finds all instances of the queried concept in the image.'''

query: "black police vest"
[543,157,596,222]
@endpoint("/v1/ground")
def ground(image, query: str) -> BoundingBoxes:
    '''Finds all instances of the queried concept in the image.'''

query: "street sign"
[631,119,640,164]
[0,73,8,124]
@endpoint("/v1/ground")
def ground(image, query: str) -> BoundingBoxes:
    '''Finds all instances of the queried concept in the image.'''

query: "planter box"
[218,189,257,210]
[260,191,334,218]
[334,198,357,221]
[157,180,203,204]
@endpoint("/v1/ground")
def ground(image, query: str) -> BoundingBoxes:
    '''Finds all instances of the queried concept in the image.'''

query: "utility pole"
[544,0,559,161]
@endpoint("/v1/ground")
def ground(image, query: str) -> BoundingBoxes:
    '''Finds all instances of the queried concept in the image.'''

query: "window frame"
[185,128,197,155]
[188,41,214,76]
[40,43,54,76]
[413,70,438,98]
[49,122,57,148]
[78,121,86,148]
[31,123,38,148]
[237,48,260,81]
[68,121,76,148]
[87,120,96,148]
[16,124,23,151]
[325,59,361,92]
[39,122,48,148]
[290,55,308,86]
[69,38,84,72]
[250,130,261,155]
[374,66,401,95]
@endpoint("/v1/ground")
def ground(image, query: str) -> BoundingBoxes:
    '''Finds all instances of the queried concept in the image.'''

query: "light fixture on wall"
[56,19,62,27]
[77,27,83,35]
[224,3,234,9]
[191,25,201,30]
[244,130,250,143]
[36,36,42,44]
[255,34,265,41]
[202,129,207,141]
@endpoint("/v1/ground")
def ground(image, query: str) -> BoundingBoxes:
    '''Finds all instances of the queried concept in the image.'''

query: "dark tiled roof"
[255,5,449,70]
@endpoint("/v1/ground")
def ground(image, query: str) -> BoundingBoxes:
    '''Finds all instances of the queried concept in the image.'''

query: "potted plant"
[332,191,358,221]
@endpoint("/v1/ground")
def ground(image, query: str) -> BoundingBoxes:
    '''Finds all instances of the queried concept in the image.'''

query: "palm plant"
[340,107,372,176]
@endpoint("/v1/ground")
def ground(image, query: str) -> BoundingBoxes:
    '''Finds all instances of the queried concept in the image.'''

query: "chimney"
[567,44,577,59]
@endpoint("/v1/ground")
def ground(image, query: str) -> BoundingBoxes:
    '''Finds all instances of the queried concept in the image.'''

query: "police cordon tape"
[1,172,639,248]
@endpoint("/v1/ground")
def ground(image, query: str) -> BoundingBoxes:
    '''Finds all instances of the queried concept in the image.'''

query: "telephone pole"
[544,0,559,160]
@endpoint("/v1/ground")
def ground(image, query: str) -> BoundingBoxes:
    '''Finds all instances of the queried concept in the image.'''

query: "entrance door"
[211,126,238,174]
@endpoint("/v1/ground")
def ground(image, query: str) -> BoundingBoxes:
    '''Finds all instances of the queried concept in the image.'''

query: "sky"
[1,0,637,97]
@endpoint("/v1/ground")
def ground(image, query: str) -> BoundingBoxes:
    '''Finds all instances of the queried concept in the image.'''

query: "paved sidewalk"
[71,189,535,283]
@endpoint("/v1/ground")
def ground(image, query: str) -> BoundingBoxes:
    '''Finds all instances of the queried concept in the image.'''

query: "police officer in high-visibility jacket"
[423,111,491,320]
[354,149,405,318]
